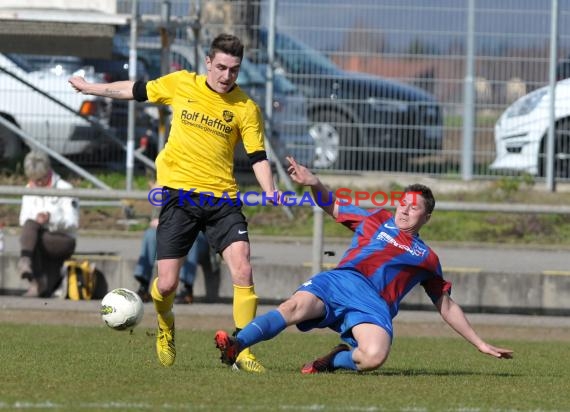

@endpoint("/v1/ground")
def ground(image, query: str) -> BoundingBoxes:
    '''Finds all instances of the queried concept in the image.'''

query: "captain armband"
[132,81,149,102]
[247,150,268,166]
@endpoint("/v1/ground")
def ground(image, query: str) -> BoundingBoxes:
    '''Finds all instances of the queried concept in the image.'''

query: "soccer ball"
[100,288,144,331]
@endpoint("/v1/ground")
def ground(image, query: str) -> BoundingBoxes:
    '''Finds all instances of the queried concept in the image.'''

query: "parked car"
[556,55,570,81]
[490,80,570,178]
[0,53,110,164]
[134,40,314,171]
[257,29,444,170]
[12,52,158,168]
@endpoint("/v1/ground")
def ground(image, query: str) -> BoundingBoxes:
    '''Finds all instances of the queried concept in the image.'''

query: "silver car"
[0,53,109,162]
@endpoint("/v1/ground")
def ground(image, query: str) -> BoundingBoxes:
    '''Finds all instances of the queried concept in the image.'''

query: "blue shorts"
[296,269,393,347]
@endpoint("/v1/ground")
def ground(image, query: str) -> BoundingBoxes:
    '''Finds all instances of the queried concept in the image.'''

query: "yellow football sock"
[233,284,258,358]
[151,277,175,330]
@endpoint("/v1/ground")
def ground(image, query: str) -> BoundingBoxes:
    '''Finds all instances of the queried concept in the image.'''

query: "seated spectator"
[134,210,218,304]
[18,151,79,297]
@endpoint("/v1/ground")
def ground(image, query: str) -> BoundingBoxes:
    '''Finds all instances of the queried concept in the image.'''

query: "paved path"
[251,239,570,274]
[2,232,569,274]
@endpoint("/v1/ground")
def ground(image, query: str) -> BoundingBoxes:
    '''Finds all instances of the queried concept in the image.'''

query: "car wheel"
[539,119,570,178]
[309,110,359,170]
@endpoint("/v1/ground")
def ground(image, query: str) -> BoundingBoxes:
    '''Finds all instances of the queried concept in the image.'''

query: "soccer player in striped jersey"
[215,156,513,373]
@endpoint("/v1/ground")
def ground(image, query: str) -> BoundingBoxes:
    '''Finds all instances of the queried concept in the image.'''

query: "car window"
[136,39,279,92]
[274,73,297,94]
[171,50,193,71]
[15,54,85,76]
[237,58,265,86]
[556,56,570,80]
[253,64,297,94]
[278,34,338,71]
[170,43,265,86]
[260,29,339,75]
[4,53,37,73]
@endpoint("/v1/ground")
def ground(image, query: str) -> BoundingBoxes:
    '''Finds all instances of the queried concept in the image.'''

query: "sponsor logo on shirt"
[377,231,426,257]
[180,110,233,137]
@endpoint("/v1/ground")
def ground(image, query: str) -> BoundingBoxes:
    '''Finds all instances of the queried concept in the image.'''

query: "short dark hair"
[208,33,244,60]
[404,183,435,214]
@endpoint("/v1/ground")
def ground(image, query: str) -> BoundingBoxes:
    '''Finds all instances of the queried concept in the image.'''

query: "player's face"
[205,52,241,94]
[394,192,431,234]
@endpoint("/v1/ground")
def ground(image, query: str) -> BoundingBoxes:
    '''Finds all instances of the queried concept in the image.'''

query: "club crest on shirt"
[222,110,234,123]
[412,243,427,257]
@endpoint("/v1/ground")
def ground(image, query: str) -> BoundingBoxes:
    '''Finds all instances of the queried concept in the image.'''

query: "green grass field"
[1,322,568,412]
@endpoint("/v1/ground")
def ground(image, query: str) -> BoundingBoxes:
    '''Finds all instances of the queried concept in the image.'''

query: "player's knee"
[231,267,253,285]
[277,298,304,322]
[356,345,390,371]
[157,276,178,295]
[227,258,252,285]
[277,298,297,315]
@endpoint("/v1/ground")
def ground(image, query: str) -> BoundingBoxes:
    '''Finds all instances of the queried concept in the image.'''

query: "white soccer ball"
[100,288,144,331]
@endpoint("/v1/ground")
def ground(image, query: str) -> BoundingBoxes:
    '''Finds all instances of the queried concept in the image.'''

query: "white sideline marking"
[0,402,563,412]
[542,270,570,276]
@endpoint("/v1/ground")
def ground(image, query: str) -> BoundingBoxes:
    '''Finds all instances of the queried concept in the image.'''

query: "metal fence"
[2,0,570,184]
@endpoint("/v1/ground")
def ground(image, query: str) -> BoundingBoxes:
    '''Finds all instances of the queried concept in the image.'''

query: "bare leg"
[350,323,392,371]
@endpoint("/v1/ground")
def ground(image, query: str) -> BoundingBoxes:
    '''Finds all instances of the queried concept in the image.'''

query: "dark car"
[257,29,443,170]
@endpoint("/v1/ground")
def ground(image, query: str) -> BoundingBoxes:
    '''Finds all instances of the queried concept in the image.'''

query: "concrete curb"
[1,253,569,316]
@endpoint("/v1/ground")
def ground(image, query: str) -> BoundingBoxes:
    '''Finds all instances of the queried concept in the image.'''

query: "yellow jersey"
[147,71,265,197]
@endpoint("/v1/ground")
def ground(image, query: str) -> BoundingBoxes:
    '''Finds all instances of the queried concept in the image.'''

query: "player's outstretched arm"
[252,159,281,204]
[286,156,338,218]
[435,293,513,359]
[68,76,135,100]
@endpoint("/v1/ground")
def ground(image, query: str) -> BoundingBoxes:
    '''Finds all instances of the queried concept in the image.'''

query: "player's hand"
[265,190,283,206]
[68,76,89,94]
[478,342,513,359]
[286,156,319,187]
[36,212,50,225]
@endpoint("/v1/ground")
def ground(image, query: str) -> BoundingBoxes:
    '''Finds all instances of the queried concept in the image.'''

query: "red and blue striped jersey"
[336,204,452,317]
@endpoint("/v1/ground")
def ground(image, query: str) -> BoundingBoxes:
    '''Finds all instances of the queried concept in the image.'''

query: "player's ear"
[424,213,431,224]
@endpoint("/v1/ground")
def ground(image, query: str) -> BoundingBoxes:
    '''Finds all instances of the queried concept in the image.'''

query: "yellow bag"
[63,260,97,301]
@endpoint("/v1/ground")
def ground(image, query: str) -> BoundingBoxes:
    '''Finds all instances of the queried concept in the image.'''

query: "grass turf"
[0,322,567,411]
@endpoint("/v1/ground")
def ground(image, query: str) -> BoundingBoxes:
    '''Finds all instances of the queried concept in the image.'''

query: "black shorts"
[156,188,249,260]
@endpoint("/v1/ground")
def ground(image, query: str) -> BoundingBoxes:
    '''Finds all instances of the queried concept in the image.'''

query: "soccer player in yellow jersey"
[69,34,280,373]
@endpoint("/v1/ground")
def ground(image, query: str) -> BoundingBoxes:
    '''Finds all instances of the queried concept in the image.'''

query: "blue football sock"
[235,309,287,348]
[331,349,358,371]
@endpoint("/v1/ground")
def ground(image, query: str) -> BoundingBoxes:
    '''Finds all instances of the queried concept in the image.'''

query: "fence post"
[546,0,559,192]
[461,0,475,181]
[157,0,172,155]
[312,206,324,274]
[126,0,138,191]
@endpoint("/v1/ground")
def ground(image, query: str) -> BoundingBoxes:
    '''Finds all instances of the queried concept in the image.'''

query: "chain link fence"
[2,0,570,183]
